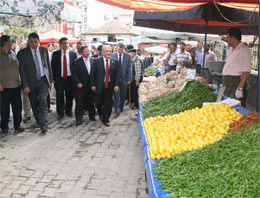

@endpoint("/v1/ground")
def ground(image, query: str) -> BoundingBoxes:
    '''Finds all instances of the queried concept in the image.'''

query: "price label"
[186,69,196,79]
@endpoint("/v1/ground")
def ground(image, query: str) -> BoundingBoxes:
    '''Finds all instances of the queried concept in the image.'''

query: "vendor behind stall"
[222,27,252,107]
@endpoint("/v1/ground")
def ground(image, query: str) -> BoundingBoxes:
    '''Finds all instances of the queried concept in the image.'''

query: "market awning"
[97,0,259,12]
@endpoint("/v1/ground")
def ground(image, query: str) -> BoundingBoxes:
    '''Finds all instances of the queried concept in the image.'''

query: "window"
[84,17,87,23]
[84,7,87,12]
[93,38,97,41]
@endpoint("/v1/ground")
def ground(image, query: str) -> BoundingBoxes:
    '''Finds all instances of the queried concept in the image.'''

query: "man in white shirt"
[222,27,252,107]
[72,46,96,126]
[165,42,177,72]
[51,37,77,119]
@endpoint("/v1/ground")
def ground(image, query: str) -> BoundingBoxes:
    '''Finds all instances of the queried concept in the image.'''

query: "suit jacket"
[90,57,120,95]
[51,50,77,82]
[71,57,93,88]
[18,46,53,91]
[111,52,131,84]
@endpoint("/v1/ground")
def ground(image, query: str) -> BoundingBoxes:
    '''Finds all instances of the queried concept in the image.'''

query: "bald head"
[102,45,112,59]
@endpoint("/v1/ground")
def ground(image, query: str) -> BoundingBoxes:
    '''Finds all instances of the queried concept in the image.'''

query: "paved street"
[0,106,148,198]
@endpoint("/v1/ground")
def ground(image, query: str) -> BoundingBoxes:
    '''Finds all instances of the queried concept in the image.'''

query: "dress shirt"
[222,43,252,76]
[61,50,71,77]
[30,47,45,77]
[200,51,217,68]
[83,57,91,75]
[196,49,204,65]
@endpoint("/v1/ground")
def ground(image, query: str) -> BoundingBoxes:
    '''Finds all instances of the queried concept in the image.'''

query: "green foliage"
[3,27,38,40]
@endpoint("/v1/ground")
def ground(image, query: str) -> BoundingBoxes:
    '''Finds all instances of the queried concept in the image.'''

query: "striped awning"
[96,0,206,12]
[97,0,259,12]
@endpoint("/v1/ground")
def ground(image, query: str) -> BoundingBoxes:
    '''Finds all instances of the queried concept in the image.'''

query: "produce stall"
[137,80,257,197]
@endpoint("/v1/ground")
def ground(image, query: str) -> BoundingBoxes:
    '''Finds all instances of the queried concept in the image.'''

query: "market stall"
[137,78,259,197]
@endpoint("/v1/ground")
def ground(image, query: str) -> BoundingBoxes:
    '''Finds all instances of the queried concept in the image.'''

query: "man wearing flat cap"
[128,49,144,109]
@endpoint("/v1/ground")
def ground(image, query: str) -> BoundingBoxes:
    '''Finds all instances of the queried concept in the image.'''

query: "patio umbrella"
[39,30,79,46]
[0,0,82,28]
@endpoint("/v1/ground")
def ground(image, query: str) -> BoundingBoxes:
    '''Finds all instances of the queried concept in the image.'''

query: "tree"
[4,27,38,42]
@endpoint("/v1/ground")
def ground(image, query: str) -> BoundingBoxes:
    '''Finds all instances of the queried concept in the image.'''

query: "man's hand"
[128,81,131,85]
[49,83,53,87]
[91,86,96,92]
[136,81,139,87]
[0,84,3,92]
[235,88,243,99]
[114,86,119,92]
[24,87,30,94]
[77,83,83,88]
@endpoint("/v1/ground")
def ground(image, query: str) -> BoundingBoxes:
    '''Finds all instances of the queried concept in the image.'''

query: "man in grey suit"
[18,33,53,135]
[112,43,131,115]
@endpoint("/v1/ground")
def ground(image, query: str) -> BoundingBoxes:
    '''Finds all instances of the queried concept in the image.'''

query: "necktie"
[34,49,41,80]
[119,54,122,75]
[105,59,109,88]
[63,52,68,80]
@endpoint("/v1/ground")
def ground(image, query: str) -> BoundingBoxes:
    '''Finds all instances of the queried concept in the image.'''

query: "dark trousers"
[54,76,74,116]
[130,80,139,108]
[75,86,96,121]
[95,84,113,123]
[29,78,49,129]
[1,87,22,130]
[113,81,128,111]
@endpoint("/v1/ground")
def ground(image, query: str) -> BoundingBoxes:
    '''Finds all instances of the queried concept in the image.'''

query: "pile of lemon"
[143,103,242,160]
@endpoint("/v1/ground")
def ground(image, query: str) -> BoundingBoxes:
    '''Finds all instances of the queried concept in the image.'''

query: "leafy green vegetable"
[145,66,156,76]
[155,124,260,198]
[143,81,216,119]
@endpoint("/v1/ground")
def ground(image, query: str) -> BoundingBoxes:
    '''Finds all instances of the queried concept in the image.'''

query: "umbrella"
[39,30,79,46]
[144,46,168,54]
[0,0,82,28]
[97,0,260,111]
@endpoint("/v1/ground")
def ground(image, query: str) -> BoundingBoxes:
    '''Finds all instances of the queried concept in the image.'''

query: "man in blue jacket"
[112,43,132,115]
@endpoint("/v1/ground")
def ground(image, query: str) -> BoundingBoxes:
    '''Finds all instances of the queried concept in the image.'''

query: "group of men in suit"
[0,32,141,136]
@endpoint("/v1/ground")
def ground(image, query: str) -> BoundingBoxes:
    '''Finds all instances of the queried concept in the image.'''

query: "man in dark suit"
[72,46,96,126]
[90,45,120,127]
[111,43,131,115]
[51,37,77,119]
[18,33,53,135]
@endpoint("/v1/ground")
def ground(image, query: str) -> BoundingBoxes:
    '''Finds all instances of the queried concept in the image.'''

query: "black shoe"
[76,120,83,126]
[14,127,25,134]
[115,111,120,116]
[40,127,47,135]
[66,112,72,117]
[48,109,52,113]
[23,117,31,123]
[58,114,64,120]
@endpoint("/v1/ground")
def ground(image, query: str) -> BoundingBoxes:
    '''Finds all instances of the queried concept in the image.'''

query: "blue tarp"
[138,100,251,198]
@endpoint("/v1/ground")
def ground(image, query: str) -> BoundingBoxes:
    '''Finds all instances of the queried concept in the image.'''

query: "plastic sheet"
[138,96,251,197]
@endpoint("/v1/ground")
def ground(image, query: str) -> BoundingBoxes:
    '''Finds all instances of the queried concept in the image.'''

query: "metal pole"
[257,0,260,112]
[202,20,208,77]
